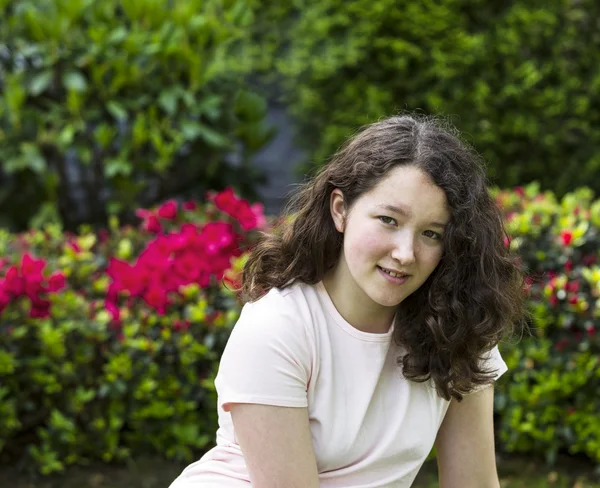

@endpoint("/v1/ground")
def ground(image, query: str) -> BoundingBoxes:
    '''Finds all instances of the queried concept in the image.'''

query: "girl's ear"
[330,189,346,233]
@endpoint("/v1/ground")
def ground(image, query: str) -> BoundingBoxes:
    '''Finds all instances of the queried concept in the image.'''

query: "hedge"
[252,0,600,195]
[0,188,265,474]
[1,184,600,474]
[0,0,273,231]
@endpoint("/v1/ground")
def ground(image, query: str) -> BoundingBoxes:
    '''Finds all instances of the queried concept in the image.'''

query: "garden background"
[1,0,600,486]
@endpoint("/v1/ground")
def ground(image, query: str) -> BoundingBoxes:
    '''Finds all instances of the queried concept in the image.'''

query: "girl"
[170,115,525,487]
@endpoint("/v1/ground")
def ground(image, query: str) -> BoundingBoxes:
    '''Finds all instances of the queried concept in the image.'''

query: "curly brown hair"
[242,114,525,401]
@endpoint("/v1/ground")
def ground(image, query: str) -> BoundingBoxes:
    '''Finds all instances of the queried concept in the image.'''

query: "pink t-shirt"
[170,281,507,487]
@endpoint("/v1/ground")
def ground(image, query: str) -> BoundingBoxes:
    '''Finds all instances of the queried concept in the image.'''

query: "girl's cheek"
[350,234,383,256]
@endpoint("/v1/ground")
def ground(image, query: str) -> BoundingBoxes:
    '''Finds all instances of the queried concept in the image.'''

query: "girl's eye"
[423,230,443,241]
[378,216,396,225]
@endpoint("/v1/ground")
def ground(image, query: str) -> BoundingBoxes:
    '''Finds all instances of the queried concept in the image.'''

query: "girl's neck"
[322,266,395,334]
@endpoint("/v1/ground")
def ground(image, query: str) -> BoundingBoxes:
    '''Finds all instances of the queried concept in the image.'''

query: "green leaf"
[107,101,128,121]
[196,124,229,148]
[105,159,132,178]
[29,71,53,96]
[62,71,88,92]
[5,144,47,173]
[107,26,128,44]
[180,120,202,140]
[235,90,267,121]
[159,89,178,115]
[58,125,75,147]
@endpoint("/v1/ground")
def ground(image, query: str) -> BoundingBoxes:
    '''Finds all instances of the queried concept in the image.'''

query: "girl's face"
[327,165,450,330]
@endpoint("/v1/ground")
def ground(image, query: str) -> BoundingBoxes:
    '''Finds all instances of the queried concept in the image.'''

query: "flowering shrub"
[494,183,600,465]
[2,182,600,474]
[0,189,265,474]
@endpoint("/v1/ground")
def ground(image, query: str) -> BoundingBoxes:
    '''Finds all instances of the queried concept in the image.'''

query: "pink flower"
[157,199,178,220]
[105,300,121,324]
[251,203,267,229]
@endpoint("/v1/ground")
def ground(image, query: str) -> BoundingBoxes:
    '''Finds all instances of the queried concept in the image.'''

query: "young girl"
[170,115,525,487]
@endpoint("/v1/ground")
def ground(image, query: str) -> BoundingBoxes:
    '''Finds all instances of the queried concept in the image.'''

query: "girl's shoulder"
[243,280,322,318]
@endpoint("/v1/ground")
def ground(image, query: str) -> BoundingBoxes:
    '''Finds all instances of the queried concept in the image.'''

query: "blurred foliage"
[0,0,274,231]
[494,183,600,466]
[0,191,264,475]
[252,0,600,193]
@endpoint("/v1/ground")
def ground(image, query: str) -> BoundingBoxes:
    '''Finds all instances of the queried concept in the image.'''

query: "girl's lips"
[377,266,410,284]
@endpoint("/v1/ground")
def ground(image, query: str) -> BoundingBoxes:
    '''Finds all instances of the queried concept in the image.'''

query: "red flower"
[29,298,51,318]
[0,283,10,314]
[144,215,162,234]
[514,186,525,197]
[3,266,24,296]
[555,338,569,351]
[143,282,169,315]
[565,259,573,272]
[213,187,240,216]
[173,320,191,331]
[136,209,163,234]
[210,187,265,231]
[21,253,46,275]
[182,200,197,211]
[583,255,597,266]
[157,199,178,220]
[48,272,66,292]
[560,230,573,246]
[68,240,82,253]
[98,229,109,243]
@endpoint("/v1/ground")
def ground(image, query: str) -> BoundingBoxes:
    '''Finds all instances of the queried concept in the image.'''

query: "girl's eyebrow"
[376,204,447,229]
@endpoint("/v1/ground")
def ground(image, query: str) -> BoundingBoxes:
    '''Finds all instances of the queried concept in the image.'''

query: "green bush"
[0,189,265,475]
[0,0,273,231]
[253,0,600,194]
[494,183,600,465]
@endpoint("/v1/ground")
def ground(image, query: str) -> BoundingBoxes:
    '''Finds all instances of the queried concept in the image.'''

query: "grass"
[1,454,598,487]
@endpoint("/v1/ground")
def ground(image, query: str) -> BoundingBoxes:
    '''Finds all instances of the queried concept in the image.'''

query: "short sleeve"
[214,293,312,412]
[470,344,508,393]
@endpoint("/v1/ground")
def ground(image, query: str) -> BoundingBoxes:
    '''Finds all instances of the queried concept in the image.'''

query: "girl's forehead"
[360,167,450,220]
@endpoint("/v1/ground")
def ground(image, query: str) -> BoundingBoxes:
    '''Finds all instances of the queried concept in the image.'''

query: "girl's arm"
[230,403,320,488]
[434,386,501,488]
